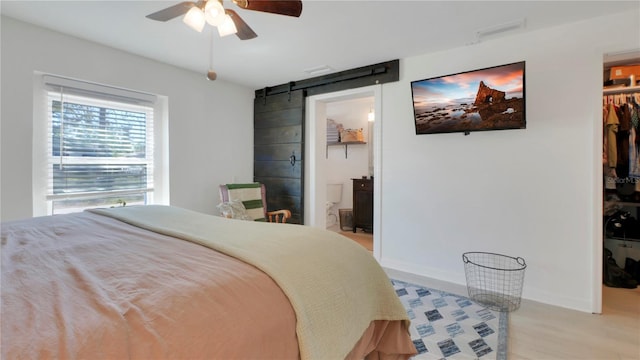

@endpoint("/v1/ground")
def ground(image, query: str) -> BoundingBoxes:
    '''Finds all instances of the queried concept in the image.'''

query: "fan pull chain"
[206,29,217,81]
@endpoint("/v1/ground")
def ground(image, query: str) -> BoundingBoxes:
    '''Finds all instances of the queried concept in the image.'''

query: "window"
[35,75,166,215]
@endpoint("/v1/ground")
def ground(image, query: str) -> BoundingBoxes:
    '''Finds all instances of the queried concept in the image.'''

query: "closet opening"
[601,51,640,313]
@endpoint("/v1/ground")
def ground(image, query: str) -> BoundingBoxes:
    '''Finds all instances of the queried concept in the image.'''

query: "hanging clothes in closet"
[603,92,640,194]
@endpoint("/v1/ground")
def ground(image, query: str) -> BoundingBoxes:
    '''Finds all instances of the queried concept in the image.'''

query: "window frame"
[32,73,169,216]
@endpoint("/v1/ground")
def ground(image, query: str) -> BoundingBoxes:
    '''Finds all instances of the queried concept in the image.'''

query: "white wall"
[3,11,639,313]
[378,11,639,312]
[1,16,254,221]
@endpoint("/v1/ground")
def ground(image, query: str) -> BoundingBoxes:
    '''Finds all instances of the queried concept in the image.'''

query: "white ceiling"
[2,1,639,89]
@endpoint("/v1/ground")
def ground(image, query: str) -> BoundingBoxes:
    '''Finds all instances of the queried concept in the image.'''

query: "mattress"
[1,205,416,359]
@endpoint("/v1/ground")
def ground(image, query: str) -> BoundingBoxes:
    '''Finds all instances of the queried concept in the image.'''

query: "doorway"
[305,85,382,259]
[600,50,640,314]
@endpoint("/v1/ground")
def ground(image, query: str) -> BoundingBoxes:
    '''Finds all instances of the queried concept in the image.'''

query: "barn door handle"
[290,153,296,167]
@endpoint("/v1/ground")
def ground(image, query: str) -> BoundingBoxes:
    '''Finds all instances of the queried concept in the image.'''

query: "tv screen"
[411,61,526,135]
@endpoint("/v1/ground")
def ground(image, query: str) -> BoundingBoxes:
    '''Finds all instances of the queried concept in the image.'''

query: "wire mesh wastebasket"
[462,252,527,312]
[339,209,353,231]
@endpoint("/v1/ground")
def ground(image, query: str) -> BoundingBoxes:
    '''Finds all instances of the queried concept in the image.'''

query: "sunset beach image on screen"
[411,62,525,135]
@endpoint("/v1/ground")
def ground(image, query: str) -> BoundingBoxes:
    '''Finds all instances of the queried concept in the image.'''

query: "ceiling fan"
[146,0,303,40]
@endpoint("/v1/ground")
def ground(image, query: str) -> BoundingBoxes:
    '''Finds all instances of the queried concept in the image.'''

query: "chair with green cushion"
[219,183,291,223]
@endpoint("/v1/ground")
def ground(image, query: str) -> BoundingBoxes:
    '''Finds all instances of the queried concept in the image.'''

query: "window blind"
[44,77,156,214]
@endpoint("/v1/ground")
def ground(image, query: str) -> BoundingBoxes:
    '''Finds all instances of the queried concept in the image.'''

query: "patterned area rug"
[392,279,508,360]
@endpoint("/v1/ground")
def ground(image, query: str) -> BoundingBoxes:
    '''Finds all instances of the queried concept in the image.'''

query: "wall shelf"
[326,141,367,158]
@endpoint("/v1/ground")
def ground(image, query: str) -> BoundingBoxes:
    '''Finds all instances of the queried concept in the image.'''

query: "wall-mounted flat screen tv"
[411,61,526,135]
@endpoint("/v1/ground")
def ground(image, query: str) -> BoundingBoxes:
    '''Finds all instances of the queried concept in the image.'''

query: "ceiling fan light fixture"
[204,0,226,26]
[218,14,238,37]
[183,7,206,32]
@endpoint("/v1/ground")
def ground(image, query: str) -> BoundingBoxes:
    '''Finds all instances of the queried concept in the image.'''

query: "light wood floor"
[328,226,640,359]
[327,225,373,252]
[386,268,640,360]
[508,285,640,360]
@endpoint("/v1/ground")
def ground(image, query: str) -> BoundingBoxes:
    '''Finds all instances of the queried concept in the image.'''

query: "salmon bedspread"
[1,205,416,359]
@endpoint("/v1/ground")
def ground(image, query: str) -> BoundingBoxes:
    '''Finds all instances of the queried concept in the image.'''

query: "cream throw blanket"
[90,205,410,359]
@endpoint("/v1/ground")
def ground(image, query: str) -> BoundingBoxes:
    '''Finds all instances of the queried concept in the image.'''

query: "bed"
[1,205,416,359]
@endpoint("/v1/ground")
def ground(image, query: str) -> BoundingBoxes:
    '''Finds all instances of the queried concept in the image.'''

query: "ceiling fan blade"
[146,1,196,21]
[225,9,258,40]
[233,0,303,17]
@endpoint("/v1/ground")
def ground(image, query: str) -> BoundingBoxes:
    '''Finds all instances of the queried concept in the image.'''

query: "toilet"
[326,183,343,226]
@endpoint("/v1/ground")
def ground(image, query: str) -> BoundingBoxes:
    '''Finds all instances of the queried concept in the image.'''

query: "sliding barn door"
[254,89,305,224]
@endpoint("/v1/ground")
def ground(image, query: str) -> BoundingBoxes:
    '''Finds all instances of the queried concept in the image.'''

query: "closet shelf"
[614,201,640,207]
[606,236,640,243]
[603,85,640,94]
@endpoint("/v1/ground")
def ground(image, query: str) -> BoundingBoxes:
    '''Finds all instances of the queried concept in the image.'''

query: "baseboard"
[384,267,469,298]
[382,258,595,313]
[519,285,594,313]
[381,259,468,297]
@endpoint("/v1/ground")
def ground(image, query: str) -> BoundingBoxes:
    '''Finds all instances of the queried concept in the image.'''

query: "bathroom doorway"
[325,96,374,224]
[305,85,381,258]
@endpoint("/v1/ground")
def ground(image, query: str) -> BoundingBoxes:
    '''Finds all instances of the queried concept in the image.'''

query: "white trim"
[42,74,157,104]
[153,95,170,206]
[593,66,604,314]
[32,72,169,216]
[305,84,382,261]
[32,74,49,217]
[46,188,154,201]
[591,46,640,314]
